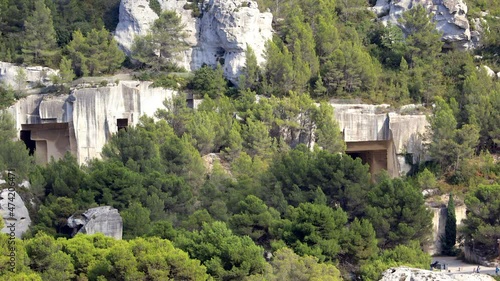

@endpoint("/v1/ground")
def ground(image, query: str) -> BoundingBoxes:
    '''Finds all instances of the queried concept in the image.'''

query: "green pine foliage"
[22,0,58,66]
[442,193,457,255]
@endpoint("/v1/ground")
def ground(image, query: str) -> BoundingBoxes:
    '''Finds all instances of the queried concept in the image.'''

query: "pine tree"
[442,193,456,255]
[22,0,58,66]
[132,10,188,70]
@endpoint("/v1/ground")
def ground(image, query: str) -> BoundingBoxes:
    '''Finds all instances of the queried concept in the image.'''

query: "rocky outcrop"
[114,0,273,84]
[371,0,472,50]
[380,267,496,281]
[67,206,123,239]
[0,62,59,89]
[8,81,175,164]
[0,189,31,238]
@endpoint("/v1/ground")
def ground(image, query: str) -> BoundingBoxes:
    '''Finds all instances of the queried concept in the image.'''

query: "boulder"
[380,267,496,281]
[67,206,123,239]
[371,0,472,50]
[114,0,273,84]
[0,189,31,238]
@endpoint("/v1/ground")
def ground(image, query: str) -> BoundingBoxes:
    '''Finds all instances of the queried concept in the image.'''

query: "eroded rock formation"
[114,0,273,84]
[67,206,123,239]
[371,0,473,50]
[8,81,175,164]
[380,267,496,281]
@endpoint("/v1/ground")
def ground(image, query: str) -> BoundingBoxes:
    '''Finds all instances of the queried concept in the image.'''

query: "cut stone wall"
[8,81,175,164]
[114,0,273,85]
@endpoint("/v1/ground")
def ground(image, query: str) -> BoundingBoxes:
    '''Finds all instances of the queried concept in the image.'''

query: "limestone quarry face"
[8,81,175,164]
[380,267,496,281]
[331,103,429,177]
[371,0,472,50]
[114,0,273,84]
[0,189,31,238]
[67,206,123,239]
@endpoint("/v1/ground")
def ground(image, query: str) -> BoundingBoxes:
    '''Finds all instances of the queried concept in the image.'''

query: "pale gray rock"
[0,62,59,89]
[114,0,273,84]
[481,65,496,77]
[380,267,495,281]
[428,203,466,255]
[330,103,429,177]
[67,206,123,239]
[371,0,472,50]
[0,189,31,238]
[8,81,175,164]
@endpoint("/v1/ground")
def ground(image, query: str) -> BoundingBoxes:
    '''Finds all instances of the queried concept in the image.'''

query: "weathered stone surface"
[67,206,123,239]
[0,189,31,238]
[481,65,496,77]
[114,0,273,84]
[371,0,472,50]
[428,202,466,255]
[0,62,59,89]
[330,103,429,177]
[8,81,175,164]
[380,267,496,281]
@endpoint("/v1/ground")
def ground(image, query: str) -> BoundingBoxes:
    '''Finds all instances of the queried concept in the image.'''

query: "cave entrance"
[117,118,128,131]
[20,130,36,156]
[21,123,71,164]
[346,140,392,179]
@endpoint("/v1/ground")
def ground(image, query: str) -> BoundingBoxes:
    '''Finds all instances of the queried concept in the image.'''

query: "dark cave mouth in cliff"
[20,130,36,156]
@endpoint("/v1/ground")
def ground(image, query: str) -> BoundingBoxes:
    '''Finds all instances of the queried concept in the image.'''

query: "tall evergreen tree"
[442,193,456,255]
[22,0,58,66]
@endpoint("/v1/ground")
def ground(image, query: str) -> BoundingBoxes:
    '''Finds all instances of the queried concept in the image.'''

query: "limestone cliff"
[371,0,473,50]
[8,81,175,164]
[114,0,273,84]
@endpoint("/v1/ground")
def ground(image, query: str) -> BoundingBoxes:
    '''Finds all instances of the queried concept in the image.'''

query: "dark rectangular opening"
[117,118,128,131]
[20,130,36,156]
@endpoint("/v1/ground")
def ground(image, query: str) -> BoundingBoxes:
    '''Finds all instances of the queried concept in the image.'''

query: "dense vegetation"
[1,0,500,280]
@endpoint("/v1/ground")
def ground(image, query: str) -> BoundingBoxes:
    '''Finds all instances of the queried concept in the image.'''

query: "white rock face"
[67,206,123,239]
[481,65,496,77]
[9,81,175,164]
[380,267,496,281]
[114,0,273,84]
[0,189,31,238]
[0,62,59,89]
[371,0,472,50]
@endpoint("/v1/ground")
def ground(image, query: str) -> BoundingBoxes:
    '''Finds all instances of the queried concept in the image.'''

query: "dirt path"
[432,256,499,276]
